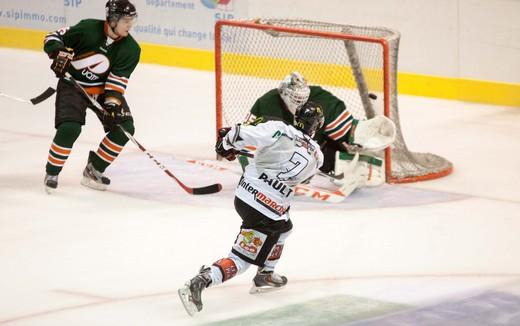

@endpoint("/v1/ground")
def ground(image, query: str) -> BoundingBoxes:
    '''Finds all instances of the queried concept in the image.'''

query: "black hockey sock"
[90,120,134,172]
[46,122,81,175]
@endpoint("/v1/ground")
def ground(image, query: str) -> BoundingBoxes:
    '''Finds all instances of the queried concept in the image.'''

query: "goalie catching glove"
[350,115,396,152]
[329,115,395,198]
[215,127,237,161]
[49,48,74,78]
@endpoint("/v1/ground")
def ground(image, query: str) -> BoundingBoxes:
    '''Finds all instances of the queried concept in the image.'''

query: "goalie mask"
[106,0,138,23]
[294,101,324,137]
[278,72,311,115]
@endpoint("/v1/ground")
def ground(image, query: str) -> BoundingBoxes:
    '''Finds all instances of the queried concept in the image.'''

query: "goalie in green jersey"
[42,0,140,193]
[244,72,396,197]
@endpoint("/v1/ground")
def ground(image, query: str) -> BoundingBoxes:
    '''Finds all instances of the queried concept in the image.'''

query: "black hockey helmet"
[106,0,137,23]
[294,101,324,137]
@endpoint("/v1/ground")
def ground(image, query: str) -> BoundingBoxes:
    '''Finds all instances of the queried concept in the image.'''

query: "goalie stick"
[0,87,56,105]
[64,72,222,195]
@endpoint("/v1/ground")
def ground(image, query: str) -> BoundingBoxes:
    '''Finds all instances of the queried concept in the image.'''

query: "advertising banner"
[135,0,247,49]
[0,0,68,30]
[0,0,248,50]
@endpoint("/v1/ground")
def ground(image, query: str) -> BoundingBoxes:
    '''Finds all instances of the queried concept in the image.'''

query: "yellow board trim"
[140,42,214,71]
[1,26,519,107]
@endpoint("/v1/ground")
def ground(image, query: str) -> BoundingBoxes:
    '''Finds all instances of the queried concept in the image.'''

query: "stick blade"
[30,87,56,105]
[191,183,222,195]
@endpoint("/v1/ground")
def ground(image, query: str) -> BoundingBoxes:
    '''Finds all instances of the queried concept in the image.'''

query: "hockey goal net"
[215,18,453,183]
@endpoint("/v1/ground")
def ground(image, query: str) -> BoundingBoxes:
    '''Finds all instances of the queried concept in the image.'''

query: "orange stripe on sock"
[96,148,115,163]
[50,143,71,155]
[102,137,123,153]
[48,155,65,166]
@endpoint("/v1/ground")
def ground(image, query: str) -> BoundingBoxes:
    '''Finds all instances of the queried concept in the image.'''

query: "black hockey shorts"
[231,197,293,267]
[54,79,133,129]
[319,139,343,173]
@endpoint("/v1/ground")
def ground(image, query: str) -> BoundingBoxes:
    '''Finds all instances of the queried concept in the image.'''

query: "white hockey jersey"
[222,121,324,221]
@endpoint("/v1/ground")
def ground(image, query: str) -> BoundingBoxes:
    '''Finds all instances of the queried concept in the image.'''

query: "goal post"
[215,18,453,184]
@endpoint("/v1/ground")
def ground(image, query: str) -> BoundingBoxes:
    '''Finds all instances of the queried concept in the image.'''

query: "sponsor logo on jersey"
[255,192,288,216]
[258,173,293,198]
[238,176,259,196]
[295,135,317,155]
[71,53,110,81]
[56,27,70,36]
[239,176,290,216]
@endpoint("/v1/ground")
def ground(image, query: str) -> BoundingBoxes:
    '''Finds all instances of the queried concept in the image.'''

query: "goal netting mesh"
[215,18,452,183]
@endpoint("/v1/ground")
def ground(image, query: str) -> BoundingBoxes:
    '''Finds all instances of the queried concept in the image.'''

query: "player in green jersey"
[245,72,396,196]
[43,0,140,193]
[247,72,354,174]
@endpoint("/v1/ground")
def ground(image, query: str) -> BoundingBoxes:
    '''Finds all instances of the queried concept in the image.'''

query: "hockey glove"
[216,127,236,161]
[50,48,74,78]
[102,102,124,131]
[218,127,231,139]
[215,140,237,161]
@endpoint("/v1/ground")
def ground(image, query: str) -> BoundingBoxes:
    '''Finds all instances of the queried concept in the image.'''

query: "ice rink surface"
[1,47,520,325]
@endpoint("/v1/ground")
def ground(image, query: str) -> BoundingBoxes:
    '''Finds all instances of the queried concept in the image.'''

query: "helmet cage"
[278,72,310,114]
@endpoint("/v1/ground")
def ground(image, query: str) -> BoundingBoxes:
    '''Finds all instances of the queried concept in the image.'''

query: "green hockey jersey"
[249,86,354,145]
[44,19,140,96]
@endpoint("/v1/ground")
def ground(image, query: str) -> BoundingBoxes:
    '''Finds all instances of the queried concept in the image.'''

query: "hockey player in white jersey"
[178,102,324,316]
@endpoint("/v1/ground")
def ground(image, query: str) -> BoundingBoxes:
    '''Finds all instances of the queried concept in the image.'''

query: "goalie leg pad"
[361,160,385,187]
[334,152,385,195]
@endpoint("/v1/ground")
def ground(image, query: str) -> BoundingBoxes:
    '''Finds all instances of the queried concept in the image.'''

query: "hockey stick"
[0,87,56,105]
[188,156,348,203]
[64,72,222,195]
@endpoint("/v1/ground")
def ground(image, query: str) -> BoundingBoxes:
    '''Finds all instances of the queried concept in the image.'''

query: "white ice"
[1,47,520,326]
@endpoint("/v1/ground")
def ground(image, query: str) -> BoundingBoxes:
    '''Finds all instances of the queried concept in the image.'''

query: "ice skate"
[44,174,58,194]
[249,269,288,294]
[80,162,110,191]
[178,266,212,316]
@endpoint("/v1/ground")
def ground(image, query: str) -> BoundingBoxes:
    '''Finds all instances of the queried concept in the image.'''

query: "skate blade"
[178,286,199,317]
[80,177,107,191]
[44,185,56,195]
[249,284,286,295]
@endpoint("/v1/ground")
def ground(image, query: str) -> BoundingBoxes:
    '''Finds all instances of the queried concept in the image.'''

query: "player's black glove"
[102,102,124,131]
[215,127,237,161]
[50,48,74,78]
[218,127,231,139]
